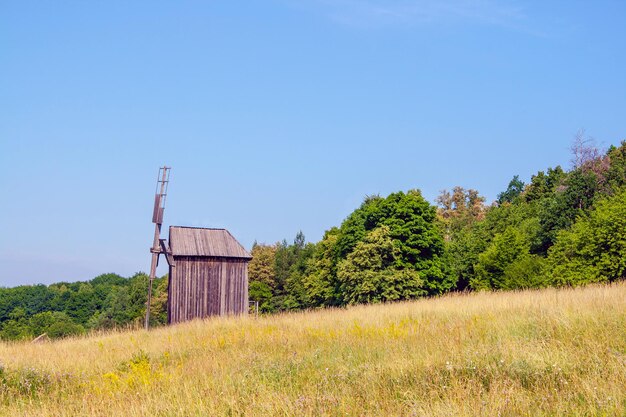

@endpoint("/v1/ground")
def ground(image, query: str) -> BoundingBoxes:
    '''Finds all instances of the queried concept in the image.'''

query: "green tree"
[501,255,548,289]
[335,190,448,295]
[248,281,273,312]
[248,243,278,289]
[524,166,565,203]
[0,308,32,340]
[446,194,542,290]
[497,175,525,205]
[283,240,316,310]
[547,189,626,285]
[274,239,295,296]
[46,319,84,339]
[303,228,341,307]
[247,243,279,312]
[64,283,96,325]
[148,276,168,326]
[270,232,316,311]
[443,225,483,291]
[472,227,529,290]
[537,169,599,253]
[337,226,424,304]
[605,141,626,193]
[30,311,84,338]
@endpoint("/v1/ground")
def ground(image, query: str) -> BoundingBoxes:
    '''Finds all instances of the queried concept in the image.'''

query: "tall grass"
[1,282,625,416]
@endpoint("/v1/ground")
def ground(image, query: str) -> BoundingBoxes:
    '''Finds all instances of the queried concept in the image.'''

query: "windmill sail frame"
[145,166,171,329]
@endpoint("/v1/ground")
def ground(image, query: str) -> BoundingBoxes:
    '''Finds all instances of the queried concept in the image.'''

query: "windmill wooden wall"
[167,226,252,324]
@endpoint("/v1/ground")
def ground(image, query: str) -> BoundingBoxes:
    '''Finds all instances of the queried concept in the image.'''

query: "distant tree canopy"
[337,226,425,305]
[547,188,626,285]
[0,272,167,341]
[248,190,447,311]
[497,175,525,205]
[332,190,448,296]
[246,136,626,312]
[3,138,626,341]
[440,138,626,292]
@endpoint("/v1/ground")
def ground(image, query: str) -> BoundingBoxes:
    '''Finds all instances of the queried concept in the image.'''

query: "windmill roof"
[169,226,252,259]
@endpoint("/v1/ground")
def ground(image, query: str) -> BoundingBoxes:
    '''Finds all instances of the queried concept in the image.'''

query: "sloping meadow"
[1,282,625,416]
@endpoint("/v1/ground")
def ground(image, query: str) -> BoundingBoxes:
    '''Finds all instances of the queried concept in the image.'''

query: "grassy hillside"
[1,283,625,416]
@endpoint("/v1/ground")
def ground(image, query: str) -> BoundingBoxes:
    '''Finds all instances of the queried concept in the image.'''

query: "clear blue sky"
[1,1,625,286]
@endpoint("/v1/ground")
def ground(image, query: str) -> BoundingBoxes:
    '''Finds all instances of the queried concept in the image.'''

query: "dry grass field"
[1,282,625,416]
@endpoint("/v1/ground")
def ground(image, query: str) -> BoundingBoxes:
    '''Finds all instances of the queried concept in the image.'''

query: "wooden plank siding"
[168,257,249,324]
[169,226,251,258]
[166,226,251,325]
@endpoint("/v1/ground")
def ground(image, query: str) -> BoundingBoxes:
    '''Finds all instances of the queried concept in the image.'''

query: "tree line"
[0,273,168,340]
[2,135,625,339]
[248,136,626,311]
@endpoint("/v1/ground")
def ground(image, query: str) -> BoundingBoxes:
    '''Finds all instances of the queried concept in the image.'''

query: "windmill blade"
[145,166,171,330]
[152,194,163,224]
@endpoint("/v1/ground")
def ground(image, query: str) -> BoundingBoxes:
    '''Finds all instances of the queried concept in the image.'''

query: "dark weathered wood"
[152,195,163,224]
[169,226,252,259]
[159,239,175,267]
[167,226,251,325]
[146,167,171,330]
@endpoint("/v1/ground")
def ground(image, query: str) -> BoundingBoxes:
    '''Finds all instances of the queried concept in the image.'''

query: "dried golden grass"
[1,282,625,416]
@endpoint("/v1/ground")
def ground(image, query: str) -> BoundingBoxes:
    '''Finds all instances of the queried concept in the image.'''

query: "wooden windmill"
[144,166,251,330]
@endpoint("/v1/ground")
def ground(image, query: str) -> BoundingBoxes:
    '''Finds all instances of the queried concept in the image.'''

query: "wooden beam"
[160,239,176,267]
